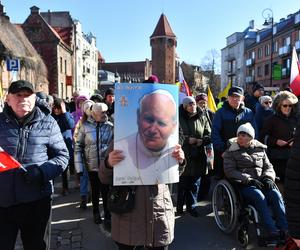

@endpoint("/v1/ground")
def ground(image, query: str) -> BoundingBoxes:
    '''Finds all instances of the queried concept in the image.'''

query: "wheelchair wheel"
[212,179,239,234]
[236,226,249,248]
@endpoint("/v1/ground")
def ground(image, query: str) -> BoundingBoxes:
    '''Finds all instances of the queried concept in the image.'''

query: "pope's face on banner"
[137,93,177,152]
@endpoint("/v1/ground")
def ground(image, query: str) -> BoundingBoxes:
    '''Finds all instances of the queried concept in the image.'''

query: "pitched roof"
[0,16,48,83]
[150,14,176,38]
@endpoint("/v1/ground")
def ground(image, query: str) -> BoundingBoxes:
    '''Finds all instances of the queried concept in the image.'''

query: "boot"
[93,212,102,224]
[80,195,87,209]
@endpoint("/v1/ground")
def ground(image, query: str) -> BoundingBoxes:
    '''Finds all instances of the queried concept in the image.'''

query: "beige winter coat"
[99,144,183,247]
[223,138,275,184]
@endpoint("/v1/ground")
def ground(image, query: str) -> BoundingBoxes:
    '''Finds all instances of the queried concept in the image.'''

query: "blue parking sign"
[7,59,20,71]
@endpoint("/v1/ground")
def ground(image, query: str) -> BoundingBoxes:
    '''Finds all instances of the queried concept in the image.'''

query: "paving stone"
[72,242,81,248]
[72,229,81,235]
[71,235,82,242]
[60,239,70,245]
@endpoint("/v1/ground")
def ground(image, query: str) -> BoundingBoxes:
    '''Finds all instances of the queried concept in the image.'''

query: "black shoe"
[103,218,111,232]
[80,196,87,209]
[61,188,69,196]
[261,231,280,246]
[93,213,103,224]
[175,208,184,216]
[188,208,200,217]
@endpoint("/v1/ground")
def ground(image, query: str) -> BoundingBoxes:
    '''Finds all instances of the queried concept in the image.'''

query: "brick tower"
[150,14,177,83]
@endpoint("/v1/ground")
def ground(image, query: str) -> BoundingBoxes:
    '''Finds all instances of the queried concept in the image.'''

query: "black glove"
[23,166,43,185]
[263,178,276,190]
[247,178,264,189]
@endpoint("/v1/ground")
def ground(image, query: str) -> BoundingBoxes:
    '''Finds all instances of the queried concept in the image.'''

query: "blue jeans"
[177,176,201,211]
[240,186,288,232]
[80,167,89,197]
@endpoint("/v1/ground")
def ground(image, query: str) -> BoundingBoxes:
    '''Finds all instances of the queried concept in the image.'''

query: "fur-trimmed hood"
[228,137,267,152]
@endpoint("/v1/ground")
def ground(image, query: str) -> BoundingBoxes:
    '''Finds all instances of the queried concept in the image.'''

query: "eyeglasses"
[282,104,293,108]
[264,101,272,105]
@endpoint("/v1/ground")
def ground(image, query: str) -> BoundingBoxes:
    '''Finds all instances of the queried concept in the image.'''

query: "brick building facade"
[22,6,73,98]
[150,14,177,84]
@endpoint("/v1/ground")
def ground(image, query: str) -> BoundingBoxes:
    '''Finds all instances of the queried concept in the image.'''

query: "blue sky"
[2,0,300,66]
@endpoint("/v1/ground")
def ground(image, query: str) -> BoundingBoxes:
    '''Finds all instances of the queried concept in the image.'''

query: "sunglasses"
[282,104,293,108]
[264,101,272,104]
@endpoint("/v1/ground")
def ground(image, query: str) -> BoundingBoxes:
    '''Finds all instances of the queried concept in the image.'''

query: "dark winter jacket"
[179,105,211,176]
[223,138,275,184]
[212,101,256,153]
[285,119,300,239]
[260,113,297,160]
[244,95,259,113]
[0,104,69,207]
[52,112,75,155]
[254,104,273,138]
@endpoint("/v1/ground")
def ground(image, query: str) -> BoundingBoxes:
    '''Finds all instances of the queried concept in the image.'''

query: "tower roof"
[150,14,176,38]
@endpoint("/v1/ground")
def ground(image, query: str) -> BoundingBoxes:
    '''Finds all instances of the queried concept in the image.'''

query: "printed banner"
[113,83,179,186]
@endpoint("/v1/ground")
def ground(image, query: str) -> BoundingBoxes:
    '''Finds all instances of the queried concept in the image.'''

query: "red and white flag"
[0,147,22,173]
[178,66,191,96]
[290,46,300,96]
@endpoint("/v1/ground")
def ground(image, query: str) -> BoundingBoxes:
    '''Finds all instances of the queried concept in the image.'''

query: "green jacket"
[179,105,211,176]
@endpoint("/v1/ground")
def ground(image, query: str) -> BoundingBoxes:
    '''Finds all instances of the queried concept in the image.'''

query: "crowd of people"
[1,78,300,249]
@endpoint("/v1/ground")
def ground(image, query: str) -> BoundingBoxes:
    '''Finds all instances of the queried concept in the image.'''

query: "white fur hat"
[91,103,108,114]
[237,123,255,139]
[259,95,272,105]
[82,100,94,116]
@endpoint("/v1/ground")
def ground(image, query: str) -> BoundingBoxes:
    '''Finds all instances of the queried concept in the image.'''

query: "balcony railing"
[225,53,235,61]
[278,45,291,56]
[82,50,90,59]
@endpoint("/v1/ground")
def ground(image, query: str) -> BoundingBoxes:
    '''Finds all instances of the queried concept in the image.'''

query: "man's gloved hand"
[23,165,44,185]
[263,178,276,190]
[247,178,264,189]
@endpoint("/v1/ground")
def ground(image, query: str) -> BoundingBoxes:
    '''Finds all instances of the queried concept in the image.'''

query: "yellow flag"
[218,81,232,99]
[207,86,217,112]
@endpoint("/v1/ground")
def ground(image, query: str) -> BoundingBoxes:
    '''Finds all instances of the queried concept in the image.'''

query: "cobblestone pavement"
[14,175,113,250]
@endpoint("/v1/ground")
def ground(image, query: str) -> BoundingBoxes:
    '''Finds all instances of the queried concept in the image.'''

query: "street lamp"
[262,8,274,87]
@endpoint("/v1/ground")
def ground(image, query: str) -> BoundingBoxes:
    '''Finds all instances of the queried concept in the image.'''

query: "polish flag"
[290,47,300,96]
[0,147,22,173]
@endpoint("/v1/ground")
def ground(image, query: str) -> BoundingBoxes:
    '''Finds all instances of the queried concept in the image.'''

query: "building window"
[64,60,67,74]
[60,57,63,73]
[258,48,262,59]
[283,58,291,70]
[264,64,269,76]
[257,66,262,77]
[265,44,270,56]
[283,36,291,46]
[274,41,278,52]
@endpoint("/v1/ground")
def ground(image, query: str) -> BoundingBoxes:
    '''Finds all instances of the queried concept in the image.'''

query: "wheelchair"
[212,179,283,248]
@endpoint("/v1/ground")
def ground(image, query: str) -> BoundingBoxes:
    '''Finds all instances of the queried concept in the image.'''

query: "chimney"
[48,9,51,24]
[249,20,254,29]
[0,1,9,21]
[30,6,40,14]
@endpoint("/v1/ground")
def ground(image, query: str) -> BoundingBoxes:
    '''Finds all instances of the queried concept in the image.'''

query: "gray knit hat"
[182,96,196,108]
[237,123,255,139]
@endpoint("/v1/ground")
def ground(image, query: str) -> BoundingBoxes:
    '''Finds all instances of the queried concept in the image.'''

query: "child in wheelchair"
[222,123,288,245]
